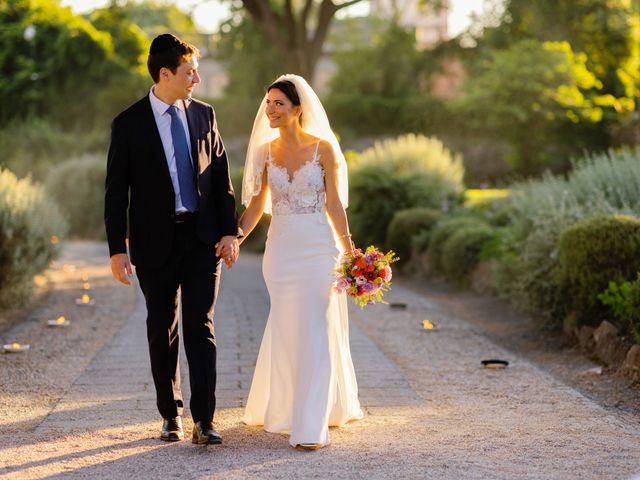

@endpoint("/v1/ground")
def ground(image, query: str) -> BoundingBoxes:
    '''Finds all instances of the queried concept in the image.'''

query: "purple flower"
[361,281,382,294]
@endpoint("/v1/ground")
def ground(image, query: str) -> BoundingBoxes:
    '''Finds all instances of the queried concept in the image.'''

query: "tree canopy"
[0,0,147,128]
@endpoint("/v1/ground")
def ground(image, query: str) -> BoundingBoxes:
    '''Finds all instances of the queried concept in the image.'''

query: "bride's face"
[265,89,301,128]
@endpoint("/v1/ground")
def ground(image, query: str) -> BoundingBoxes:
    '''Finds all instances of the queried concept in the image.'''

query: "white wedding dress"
[242,142,363,447]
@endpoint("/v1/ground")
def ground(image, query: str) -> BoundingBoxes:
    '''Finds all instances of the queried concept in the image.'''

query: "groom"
[105,34,240,445]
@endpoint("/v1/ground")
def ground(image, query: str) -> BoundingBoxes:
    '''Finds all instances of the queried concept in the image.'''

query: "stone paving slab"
[1,250,639,479]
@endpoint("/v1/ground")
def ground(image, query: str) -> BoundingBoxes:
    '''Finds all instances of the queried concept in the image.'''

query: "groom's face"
[164,55,200,101]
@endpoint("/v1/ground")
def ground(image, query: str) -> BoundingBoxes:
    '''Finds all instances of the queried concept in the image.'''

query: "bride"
[239,74,363,449]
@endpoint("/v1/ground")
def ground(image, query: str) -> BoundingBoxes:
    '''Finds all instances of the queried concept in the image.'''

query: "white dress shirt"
[149,86,194,213]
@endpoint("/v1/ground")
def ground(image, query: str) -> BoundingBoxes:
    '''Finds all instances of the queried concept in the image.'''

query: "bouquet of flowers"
[334,246,399,308]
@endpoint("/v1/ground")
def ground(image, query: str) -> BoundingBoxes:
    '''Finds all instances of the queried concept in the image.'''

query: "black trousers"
[136,218,221,422]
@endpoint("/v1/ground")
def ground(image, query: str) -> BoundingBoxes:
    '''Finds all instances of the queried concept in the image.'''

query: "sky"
[60,0,487,37]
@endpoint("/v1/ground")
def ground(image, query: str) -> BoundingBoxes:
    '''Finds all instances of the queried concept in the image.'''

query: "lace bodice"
[267,142,326,215]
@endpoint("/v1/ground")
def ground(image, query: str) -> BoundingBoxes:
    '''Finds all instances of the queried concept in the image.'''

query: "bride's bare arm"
[238,167,269,244]
[320,141,355,255]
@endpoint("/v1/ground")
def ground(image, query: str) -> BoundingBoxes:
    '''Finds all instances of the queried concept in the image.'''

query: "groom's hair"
[147,33,200,83]
[268,80,304,126]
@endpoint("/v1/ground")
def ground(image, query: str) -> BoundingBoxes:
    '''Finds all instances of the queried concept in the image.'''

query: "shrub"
[557,214,640,326]
[464,189,513,226]
[628,278,640,345]
[349,134,464,247]
[441,223,496,284]
[327,94,452,137]
[0,168,67,306]
[411,229,433,255]
[45,155,105,239]
[428,216,489,274]
[0,119,107,180]
[598,277,640,345]
[386,207,441,266]
[493,148,640,321]
[598,280,636,339]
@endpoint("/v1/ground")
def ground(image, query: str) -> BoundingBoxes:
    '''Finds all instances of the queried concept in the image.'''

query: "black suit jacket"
[104,95,238,268]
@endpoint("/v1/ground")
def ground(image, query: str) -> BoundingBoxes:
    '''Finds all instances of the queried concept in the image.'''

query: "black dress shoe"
[192,420,222,445]
[160,416,184,442]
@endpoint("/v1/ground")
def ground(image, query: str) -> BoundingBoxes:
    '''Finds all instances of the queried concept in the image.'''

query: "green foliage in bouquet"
[349,134,464,248]
[386,207,441,266]
[0,168,67,306]
[558,214,640,326]
[45,155,105,239]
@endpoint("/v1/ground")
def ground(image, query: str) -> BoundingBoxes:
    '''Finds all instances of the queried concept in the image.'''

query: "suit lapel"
[183,99,199,174]
[143,96,174,188]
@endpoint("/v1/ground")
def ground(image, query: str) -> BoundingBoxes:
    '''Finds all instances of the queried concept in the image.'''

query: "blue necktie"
[166,105,198,212]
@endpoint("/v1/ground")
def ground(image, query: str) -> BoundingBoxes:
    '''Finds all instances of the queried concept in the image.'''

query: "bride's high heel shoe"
[296,443,323,451]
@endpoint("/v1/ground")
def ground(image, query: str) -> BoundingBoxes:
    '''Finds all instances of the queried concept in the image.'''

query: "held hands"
[215,235,240,269]
[110,253,133,285]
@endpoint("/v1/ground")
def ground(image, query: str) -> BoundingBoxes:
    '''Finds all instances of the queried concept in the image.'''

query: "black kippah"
[149,34,181,55]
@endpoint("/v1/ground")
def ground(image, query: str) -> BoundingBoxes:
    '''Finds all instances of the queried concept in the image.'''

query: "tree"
[476,0,639,127]
[115,0,201,46]
[0,0,139,128]
[213,12,281,135]
[234,0,365,82]
[457,40,610,175]
[326,21,451,136]
[89,5,149,72]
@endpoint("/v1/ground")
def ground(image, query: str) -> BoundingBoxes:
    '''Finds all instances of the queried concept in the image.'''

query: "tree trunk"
[240,0,364,84]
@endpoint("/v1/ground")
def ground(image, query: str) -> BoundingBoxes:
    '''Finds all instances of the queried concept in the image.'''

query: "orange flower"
[356,258,367,269]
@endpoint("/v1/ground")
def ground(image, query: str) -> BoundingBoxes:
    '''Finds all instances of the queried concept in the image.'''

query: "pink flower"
[378,265,392,282]
[334,277,350,292]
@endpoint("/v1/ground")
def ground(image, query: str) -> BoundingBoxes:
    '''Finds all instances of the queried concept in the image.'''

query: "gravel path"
[0,242,639,479]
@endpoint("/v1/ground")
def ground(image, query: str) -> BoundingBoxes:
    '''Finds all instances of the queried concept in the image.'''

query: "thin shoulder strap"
[313,141,320,160]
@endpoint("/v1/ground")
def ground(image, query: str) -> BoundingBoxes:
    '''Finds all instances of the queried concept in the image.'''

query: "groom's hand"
[110,253,133,285]
[215,236,239,269]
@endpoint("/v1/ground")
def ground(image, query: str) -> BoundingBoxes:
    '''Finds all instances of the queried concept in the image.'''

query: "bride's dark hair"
[268,79,304,126]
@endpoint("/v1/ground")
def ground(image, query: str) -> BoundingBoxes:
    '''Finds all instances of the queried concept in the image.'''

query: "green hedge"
[327,94,453,137]
[558,214,640,326]
[45,155,105,239]
[386,207,441,266]
[349,134,464,248]
[441,223,496,284]
[0,168,67,306]
[428,216,489,274]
